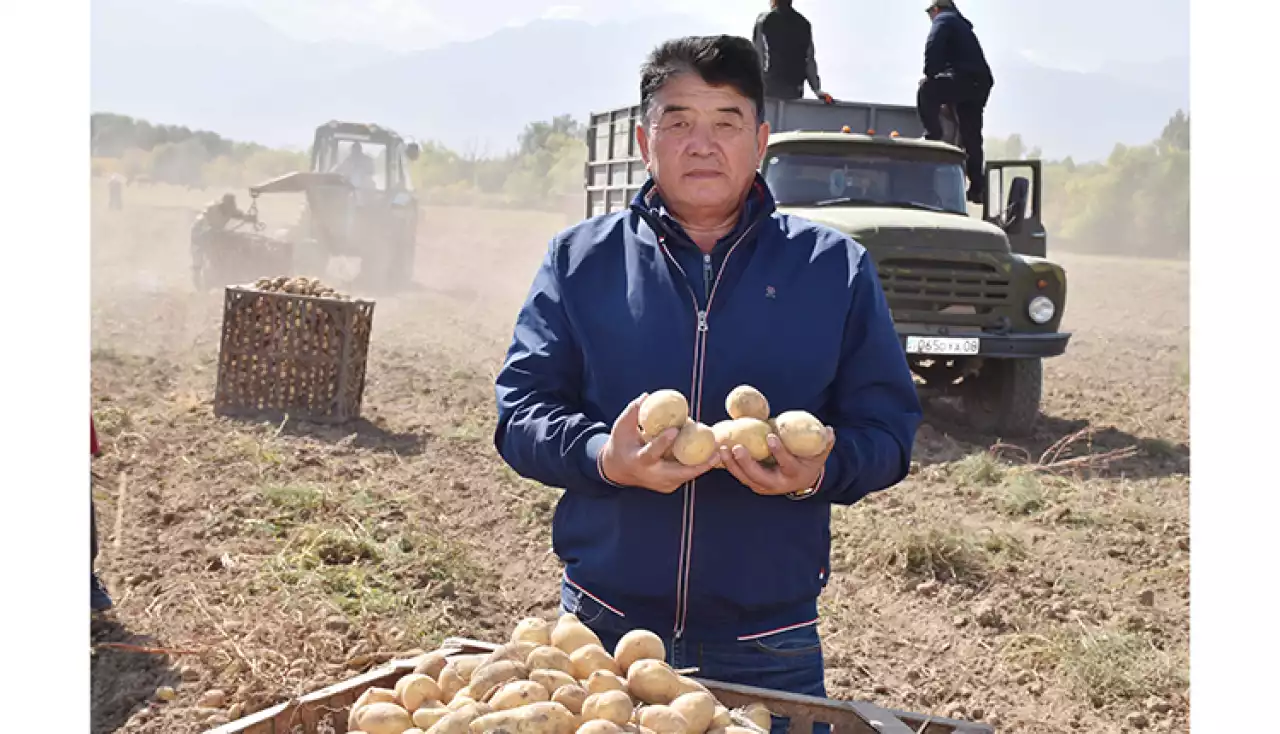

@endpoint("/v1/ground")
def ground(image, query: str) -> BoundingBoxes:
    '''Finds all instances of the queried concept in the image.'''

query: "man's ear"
[756,119,772,164]
[637,119,653,172]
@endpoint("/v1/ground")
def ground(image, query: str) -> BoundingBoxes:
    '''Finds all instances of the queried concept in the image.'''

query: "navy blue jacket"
[493,175,922,642]
[924,9,994,86]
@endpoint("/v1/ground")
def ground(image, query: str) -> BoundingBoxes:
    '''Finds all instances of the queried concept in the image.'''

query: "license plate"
[905,336,980,355]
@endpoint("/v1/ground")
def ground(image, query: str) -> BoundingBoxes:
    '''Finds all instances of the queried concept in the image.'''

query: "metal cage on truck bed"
[584,98,930,219]
[204,637,994,734]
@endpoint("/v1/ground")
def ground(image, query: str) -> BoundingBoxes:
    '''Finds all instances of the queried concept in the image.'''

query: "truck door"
[983,159,1047,258]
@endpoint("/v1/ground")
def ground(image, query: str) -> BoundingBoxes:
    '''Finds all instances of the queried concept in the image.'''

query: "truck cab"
[584,98,1070,436]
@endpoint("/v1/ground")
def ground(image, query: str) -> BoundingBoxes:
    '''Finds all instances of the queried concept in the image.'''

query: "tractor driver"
[336,141,377,189]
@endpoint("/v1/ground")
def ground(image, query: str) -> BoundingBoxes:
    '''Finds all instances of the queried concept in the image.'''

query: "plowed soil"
[90,181,1189,734]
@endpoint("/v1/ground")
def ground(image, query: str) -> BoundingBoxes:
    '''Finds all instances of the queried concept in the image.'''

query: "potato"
[626,660,682,705]
[406,729,426,734]
[491,680,551,710]
[531,669,579,693]
[483,642,541,668]
[578,721,625,734]
[725,385,770,421]
[449,655,490,682]
[581,690,634,725]
[397,673,444,712]
[414,707,452,730]
[469,702,576,734]
[355,701,414,734]
[469,660,529,701]
[669,420,717,466]
[585,670,629,696]
[413,650,451,679]
[711,418,772,462]
[528,646,576,676]
[428,703,493,734]
[552,684,589,715]
[771,411,828,458]
[552,614,604,654]
[738,703,773,731]
[513,617,553,647]
[438,666,467,703]
[638,390,689,440]
[722,728,760,734]
[350,687,399,731]
[710,706,731,730]
[448,693,477,711]
[614,630,666,675]
[673,677,709,698]
[571,644,623,679]
[670,692,716,734]
[639,706,689,734]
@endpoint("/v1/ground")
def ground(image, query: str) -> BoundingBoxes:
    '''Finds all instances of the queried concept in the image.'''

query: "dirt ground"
[89,181,1189,734]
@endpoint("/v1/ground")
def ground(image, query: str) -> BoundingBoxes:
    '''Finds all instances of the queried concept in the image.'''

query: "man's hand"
[599,394,721,494]
[818,92,835,105]
[718,427,835,497]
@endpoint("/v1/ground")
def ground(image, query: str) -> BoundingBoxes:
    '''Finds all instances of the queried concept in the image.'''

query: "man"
[335,141,377,190]
[493,34,922,704]
[190,193,256,288]
[917,0,994,204]
[91,416,112,613]
[752,1,834,104]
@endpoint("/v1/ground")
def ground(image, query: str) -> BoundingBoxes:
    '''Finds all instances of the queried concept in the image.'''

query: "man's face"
[637,72,770,218]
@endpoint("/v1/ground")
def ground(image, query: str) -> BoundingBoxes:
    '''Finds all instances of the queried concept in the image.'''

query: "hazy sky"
[190,0,1189,71]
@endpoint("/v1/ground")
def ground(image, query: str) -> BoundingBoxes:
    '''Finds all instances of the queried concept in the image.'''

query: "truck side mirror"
[1003,176,1029,231]
[405,143,420,161]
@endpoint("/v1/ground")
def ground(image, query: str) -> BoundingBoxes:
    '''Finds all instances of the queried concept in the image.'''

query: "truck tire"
[961,358,1042,437]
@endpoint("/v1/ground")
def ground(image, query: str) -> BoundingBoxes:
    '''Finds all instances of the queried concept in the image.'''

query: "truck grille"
[877,258,1012,326]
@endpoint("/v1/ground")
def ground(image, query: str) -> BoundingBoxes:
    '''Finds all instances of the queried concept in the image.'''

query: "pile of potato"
[249,275,350,300]
[638,386,829,467]
[347,614,777,734]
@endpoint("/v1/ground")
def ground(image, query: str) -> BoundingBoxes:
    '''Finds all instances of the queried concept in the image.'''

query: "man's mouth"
[684,170,725,179]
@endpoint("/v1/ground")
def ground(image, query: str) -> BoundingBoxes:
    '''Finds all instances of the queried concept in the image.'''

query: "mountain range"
[90,0,1189,161]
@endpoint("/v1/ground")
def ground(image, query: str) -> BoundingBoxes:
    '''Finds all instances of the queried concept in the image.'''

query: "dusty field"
[90,180,1189,734]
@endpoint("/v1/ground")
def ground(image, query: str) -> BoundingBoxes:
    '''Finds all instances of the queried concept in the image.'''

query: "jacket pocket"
[747,623,823,658]
[560,577,625,627]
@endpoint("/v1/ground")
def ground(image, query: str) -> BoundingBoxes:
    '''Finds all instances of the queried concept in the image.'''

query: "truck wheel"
[961,358,1042,437]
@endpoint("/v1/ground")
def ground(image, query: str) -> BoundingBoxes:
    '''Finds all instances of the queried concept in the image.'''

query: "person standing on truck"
[752,1,834,104]
[916,0,994,204]
[493,33,921,713]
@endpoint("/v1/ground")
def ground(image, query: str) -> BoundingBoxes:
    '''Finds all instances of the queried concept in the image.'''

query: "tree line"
[89,109,1189,258]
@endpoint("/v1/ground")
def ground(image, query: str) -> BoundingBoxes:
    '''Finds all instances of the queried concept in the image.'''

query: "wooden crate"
[213,286,375,424]
[205,638,995,734]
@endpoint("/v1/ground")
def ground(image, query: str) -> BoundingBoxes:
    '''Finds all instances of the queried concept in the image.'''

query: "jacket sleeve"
[752,13,769,71]
[805,39,823,94]
[923,15,950,78]
[812,249,923,506]
[493,238,620,495]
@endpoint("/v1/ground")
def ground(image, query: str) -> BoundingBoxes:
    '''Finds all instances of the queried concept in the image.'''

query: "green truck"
[583,98,1069,436]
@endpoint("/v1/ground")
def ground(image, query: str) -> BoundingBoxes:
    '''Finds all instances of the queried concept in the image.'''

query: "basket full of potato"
[345,614,781,734]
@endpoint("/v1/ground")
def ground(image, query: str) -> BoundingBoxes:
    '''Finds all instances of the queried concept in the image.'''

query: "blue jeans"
[560,580,830,734]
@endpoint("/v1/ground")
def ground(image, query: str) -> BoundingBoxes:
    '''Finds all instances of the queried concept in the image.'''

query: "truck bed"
[584,98,926,218]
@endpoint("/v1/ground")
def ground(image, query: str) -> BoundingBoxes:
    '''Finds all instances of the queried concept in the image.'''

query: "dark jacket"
[924,9,994,87]
[753,7,823,98]
[493,174,922,642]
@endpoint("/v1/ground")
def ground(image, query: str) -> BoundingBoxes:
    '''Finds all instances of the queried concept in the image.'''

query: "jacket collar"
[629,173,777,252]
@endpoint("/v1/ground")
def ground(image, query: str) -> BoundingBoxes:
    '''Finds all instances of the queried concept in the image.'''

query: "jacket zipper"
[651,216,763,640]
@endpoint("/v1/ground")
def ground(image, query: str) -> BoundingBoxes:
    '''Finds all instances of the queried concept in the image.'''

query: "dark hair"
[639,35,765,124]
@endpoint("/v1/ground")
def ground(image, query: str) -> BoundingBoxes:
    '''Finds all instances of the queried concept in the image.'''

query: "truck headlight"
[1028,296,1055,324]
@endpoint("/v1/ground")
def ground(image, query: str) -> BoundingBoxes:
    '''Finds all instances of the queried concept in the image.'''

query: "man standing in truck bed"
[752,0,833,104]
[493,33,920,717]
[917,0,994,204]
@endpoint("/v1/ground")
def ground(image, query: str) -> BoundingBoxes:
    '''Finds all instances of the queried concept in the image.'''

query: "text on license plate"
[905,336,980,355]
